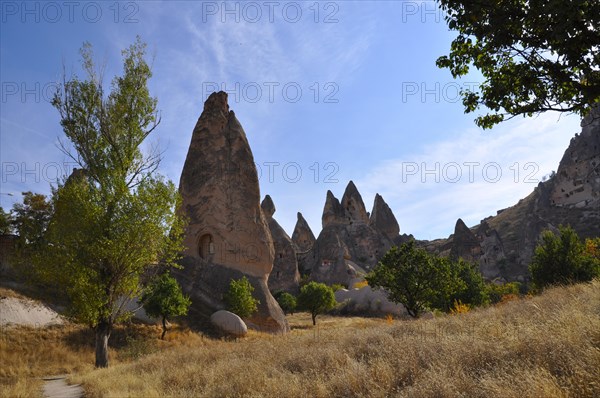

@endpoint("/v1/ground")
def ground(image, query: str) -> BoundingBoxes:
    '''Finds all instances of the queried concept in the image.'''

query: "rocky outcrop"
[262,195,300,293]
[175,91,289,334]
[426,109,600,282]
[292,212,316,252]
[369,194,400,240]
[302,181,400,285]
[449,218,481,262]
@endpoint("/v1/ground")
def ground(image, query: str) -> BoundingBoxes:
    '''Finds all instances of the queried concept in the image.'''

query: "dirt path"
[42,375,84,398]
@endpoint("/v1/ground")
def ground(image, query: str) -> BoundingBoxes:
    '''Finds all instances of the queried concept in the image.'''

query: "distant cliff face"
[425,109,600,282]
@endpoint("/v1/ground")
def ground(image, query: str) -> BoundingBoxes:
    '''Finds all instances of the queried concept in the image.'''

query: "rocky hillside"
[425,109,600,282]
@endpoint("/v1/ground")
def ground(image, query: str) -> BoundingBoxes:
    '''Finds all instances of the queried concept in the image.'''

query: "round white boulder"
[210,310,248,337]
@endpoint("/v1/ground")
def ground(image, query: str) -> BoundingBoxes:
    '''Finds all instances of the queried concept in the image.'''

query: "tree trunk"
[161,316,167,340]
[312,313,316,326]
[95,320,111,368]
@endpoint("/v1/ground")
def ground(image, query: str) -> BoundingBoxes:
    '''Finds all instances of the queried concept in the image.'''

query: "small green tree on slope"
[297,282,336,325]
[529,225,600,291]
[224,276,260,319]
[141,273,191,339]
[41,38,185,368]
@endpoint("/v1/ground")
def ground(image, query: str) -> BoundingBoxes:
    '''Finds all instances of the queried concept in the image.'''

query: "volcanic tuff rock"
[448,218,481,262]
[303,181,401,285]
[292,212,317,276]
[292,212,316,252]
[426,108,600,282]
[369,193,400,241]
[175,91,288,333]
[261,195,301,293]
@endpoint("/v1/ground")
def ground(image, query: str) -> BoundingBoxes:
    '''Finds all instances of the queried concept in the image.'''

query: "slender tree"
[44,37,185,368]
[140,273,191,340]
[297,282,336,325]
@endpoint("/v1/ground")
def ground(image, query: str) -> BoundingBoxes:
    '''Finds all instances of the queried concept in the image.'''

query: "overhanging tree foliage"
[436,0,600,128]
[43,37,185,368]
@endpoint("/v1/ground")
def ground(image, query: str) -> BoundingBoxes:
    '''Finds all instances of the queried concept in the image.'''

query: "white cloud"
[356,112,581,239]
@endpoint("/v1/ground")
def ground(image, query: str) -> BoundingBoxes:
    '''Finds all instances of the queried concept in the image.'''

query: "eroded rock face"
[449,218,481,262]
[176,91,289,334]
[305,182,400,285]
[369,194,400,240]
[262,195,300,293]
[425,110,600,282]
[292,212,316,252]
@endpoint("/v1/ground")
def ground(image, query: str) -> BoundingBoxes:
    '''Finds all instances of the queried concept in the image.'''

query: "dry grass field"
[1,280,599,397]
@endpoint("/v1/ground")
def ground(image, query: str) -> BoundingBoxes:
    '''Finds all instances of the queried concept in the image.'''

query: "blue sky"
[0,1,581,240]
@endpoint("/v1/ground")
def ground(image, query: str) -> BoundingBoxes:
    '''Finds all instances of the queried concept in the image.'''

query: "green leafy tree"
[224,276,260,318]
[140,273,191,339]
[0,206,13,235]
[9,193,53,282]
[366,241,439,317]
[452,259,488,307]
[297,281,336,325]
[529,225,600,290]
[436,1,600,128]
[11,192,52,246]
[275,292,297,315]
[367,241,487,317]
[41,37,185,368]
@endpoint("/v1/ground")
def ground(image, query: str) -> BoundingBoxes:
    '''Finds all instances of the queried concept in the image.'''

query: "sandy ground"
[0,295,64,327]
[42,375,84,398]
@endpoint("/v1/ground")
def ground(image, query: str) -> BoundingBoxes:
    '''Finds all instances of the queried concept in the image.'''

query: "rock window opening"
[199,234,214,259]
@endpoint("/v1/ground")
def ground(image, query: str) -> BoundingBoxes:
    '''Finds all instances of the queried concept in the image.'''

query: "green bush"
[529,225,600,290]
[275,292,297,315]
[485,281,521,304]
[223,276,260,318]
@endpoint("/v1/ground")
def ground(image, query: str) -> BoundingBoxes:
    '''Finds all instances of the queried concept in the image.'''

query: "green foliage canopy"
[437,0,600,128]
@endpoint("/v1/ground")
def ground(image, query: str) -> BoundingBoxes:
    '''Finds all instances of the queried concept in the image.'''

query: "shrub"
[276,292,297,315]
[297,282,337,325]
[485,282,521,304]
[223,276,260,318]
[529,225,600,290]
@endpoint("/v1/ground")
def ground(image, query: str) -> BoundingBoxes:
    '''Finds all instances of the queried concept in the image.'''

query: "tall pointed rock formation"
[176,91,288,333]
[261,195,300,293]
[369,193,400,240]
[341,180,370,224]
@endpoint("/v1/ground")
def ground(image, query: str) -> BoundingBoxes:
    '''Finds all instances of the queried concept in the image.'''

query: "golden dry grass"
[1,281,598,397]
[67,280,599,398]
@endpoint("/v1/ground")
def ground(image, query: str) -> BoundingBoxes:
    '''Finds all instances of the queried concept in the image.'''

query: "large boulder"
[210,310,248,337]
[262,195,300,293]
[175,91,289,334]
